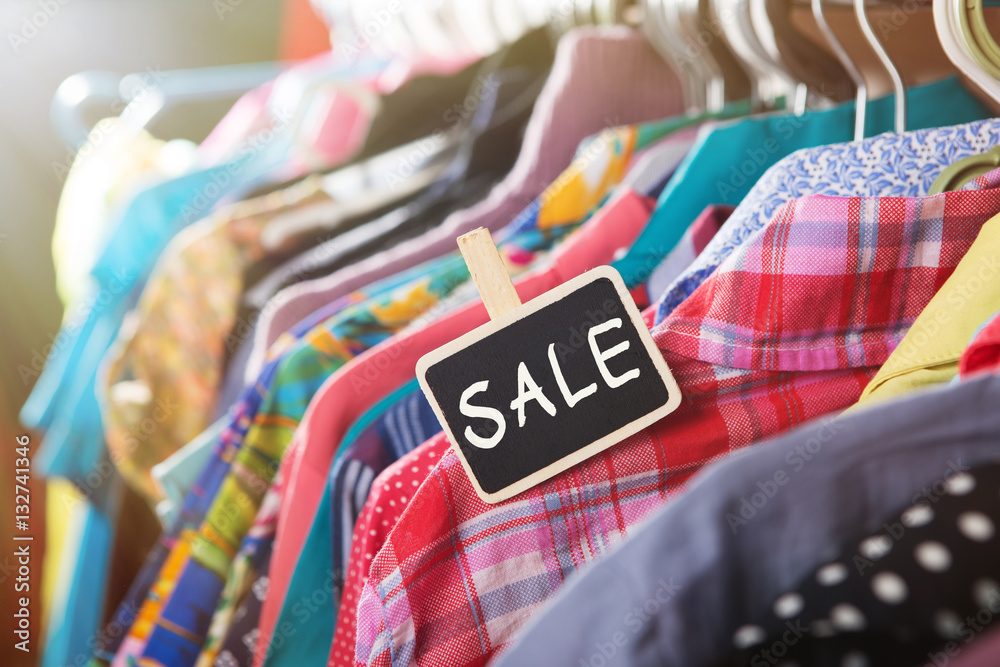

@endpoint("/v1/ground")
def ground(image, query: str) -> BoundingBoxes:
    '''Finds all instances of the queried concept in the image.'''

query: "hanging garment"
[331,434,453,667]
[612,77,992,294]
[229,61,547,348]
[651,117,1000,323]
[327,203,711,667]
[31,156,281,667]
[201,43,517,186]
[167,58,546,490]
[493,373,1000,667]
[348,31,547,162]
[91,310,329,666]
[38,151,283,667]
[238,59,547,309]
[329,384,437,589]
[95,278,412,666]
[317,187,720,667]
[89,35,549,667]
[34,118,193,667]
[852,206,1000,407]
[717,459,1000,667]
[28,45,525,480]
[42,482,116,667]
[29,28,549,494]
[100,51,541,506]
[23,158,274,483]
[244,26,692,378]
[51,121,196,309]
[351,177,1000,667]
[198,381,424,667]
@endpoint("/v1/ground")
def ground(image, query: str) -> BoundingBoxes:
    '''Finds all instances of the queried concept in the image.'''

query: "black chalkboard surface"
[417,266,681,503]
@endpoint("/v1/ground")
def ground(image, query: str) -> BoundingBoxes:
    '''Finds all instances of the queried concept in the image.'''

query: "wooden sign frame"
[417,255,682,504]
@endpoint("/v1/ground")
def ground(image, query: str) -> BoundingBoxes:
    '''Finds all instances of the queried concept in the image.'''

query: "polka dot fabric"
[328,437,451,667]
[718,462,1000,667]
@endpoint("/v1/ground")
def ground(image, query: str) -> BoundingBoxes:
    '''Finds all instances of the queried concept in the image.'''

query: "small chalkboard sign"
[416,229,681,504]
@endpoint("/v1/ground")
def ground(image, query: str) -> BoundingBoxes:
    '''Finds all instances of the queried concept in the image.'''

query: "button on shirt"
[352,182,1000,667]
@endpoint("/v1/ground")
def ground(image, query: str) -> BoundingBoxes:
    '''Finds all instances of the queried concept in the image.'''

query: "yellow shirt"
[855,212,1000,407]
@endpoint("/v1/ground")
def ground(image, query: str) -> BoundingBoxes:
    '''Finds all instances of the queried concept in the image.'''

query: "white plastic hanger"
[668,0,728,110]
[855,0,906,132]
[812,0,867,139]
[642,0,705,110]
[712,0,797,107]
[935,0,1000,103]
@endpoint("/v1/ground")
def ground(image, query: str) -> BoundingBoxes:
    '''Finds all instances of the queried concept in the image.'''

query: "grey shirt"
[495,373,1000,667]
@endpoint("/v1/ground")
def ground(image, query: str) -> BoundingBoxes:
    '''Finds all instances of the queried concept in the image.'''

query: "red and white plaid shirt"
[353,181,1000,667]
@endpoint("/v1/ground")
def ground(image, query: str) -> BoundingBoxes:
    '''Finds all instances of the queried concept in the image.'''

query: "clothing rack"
[21,2,1000,667]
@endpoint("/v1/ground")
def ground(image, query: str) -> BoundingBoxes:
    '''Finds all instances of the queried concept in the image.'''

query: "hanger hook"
[811,0,867,140]
[642,0,703,110]
[854,0,906,133]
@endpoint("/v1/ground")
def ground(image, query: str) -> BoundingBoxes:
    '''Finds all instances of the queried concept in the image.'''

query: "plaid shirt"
[652,118,1000,323]
[353,183,1000,667]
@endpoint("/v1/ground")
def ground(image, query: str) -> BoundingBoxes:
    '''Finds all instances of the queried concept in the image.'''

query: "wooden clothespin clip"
[417,228,682,503]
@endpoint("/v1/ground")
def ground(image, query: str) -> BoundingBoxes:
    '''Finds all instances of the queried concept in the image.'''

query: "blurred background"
[0,0,330,427]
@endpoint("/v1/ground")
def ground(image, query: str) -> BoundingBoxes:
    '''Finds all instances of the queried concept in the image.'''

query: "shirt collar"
[653,182,1000,372]
[859,212,1000,397]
